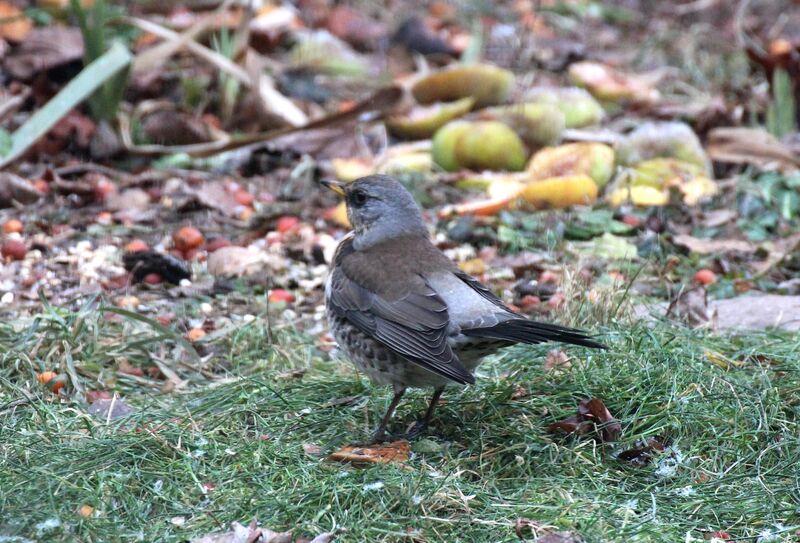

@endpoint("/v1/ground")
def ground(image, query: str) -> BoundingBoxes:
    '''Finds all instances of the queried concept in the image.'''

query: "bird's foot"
[402,419,429,440]
[357,421,429,445]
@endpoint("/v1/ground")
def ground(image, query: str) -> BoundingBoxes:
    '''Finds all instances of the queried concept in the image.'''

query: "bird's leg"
[370,386,406,443]
[405,386,445,439]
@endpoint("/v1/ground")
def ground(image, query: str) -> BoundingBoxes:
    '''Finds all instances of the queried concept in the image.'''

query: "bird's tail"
[463,318,606,349]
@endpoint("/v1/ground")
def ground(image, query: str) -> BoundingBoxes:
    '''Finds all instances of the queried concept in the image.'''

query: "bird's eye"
[350,190,368,206]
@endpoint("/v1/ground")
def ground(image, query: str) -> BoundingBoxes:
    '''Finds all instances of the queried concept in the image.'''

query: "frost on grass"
[655,446,685,477]
[362,481,384,491]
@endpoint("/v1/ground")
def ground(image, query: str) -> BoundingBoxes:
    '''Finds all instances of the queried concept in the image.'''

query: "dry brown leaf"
[546,414,591,436]
[2,27,84,80]
[0,172,42,208]
[543,349,571,371]
[707,127,799,171]
[617,437,667,465]
[578,398,622,441]
[327,440,410,464]
[548,398,620,441]
[536,533,583,543]
[750,233,800,276]
[672,234,754,255]
[190,518,334,543]
[666,286,714,328]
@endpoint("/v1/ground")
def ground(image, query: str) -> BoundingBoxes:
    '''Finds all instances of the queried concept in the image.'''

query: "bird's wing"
[328,237,475,384]
[452,269,607,350]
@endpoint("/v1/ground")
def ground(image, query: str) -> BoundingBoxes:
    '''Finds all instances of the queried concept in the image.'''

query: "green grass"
[1,304,799,542]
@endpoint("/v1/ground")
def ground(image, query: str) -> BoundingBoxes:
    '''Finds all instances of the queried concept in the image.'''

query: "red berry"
[694,269,717,285]
[233,190,254,206]
[275,216,299,234]
[621,214,641,227]
[94,179,116,202]
[2,239,26,260]
[124,239,149,253]
[173,226,204,251]
[269,289,295,303]
[3,219,23,234]
[520,295,541,307]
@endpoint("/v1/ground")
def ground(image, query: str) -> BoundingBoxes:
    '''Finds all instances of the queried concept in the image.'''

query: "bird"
[322,174,606,442]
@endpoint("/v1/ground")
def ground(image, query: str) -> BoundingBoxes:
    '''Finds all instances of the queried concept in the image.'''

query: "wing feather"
[329,238,475,385]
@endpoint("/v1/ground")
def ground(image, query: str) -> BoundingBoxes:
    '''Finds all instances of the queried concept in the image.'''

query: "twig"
[0,88,30,124]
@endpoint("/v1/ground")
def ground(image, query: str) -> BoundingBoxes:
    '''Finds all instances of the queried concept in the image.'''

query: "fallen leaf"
[326,5,385,50]
[750,233,800,276]
[191,519,287,543]
[672,235,754,255]
[515,518,544,539]
[207,246,269,278]
[107,188,151,213]
[704,350,744,370]
[548,398,620,442]
[0,173,41,208]
[544,349,571,371]
[617,437,667,465]
[546,414,591,436]
[141,109,214,146]
[578,398,622,441]
[536,532,583,543]
[325,396,360,407]
[666,286,714,328]
[328,440,410,464]
[2,27,84,80]
[707,127,799,171]
[572,233,637,260]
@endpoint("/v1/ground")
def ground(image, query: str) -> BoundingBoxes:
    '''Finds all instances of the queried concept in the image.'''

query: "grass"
[1,302,799,542]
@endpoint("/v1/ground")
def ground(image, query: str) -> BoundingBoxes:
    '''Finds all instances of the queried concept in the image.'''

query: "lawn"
[2,303,798,542]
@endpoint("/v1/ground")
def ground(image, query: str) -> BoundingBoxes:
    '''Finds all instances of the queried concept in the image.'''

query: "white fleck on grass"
[675,486,695,497]
[1,292,13,304]
[170,516,186,526]
[153,479,163,492]
[655,446,685,477]
[242,314,256,323]
[363,481,384,491]
[225,448,236,456]
[194,437,208,447]
[411,495,423,505]
[200,302,213,314]
[35,518,61,535]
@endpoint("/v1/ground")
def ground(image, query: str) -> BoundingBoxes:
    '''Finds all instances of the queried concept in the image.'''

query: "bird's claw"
[359,420,430,445]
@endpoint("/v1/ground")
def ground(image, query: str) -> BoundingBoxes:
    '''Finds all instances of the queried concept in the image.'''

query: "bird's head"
[321,175,428,249]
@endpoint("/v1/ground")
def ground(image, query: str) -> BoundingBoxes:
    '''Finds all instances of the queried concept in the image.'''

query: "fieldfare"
[322,175,605,442]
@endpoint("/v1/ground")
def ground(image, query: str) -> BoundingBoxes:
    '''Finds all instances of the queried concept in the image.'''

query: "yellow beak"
[320,179,346,197]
